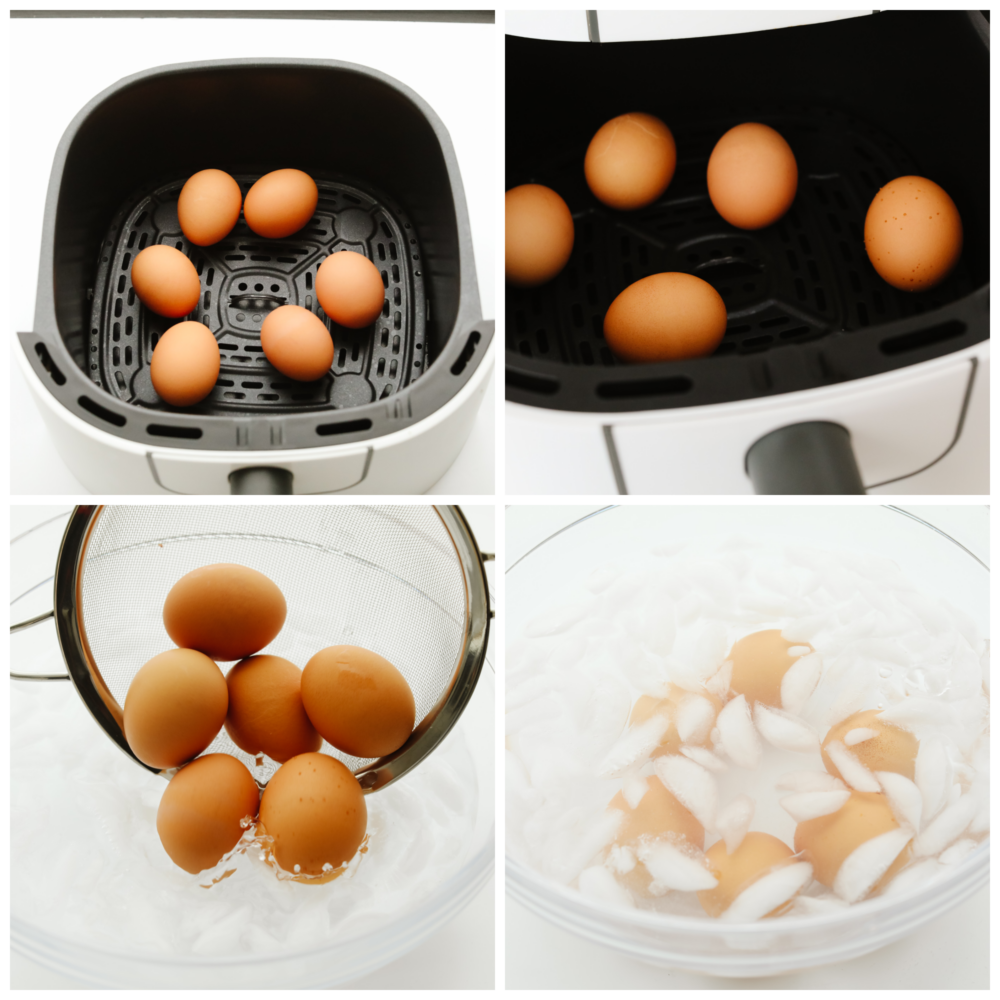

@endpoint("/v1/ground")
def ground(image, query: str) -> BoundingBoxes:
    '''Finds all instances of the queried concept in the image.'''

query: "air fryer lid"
[506,11,988,413]
[23,59,493,451]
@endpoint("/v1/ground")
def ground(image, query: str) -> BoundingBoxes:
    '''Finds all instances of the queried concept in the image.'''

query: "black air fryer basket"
[22,59,492,453]
[505,12,988,415]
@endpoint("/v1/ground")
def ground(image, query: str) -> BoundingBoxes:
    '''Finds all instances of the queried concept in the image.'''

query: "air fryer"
[20,58,494,495]
[505,11,988,495]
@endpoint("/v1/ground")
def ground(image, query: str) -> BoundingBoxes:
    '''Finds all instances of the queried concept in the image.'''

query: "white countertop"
[10,14,495,495]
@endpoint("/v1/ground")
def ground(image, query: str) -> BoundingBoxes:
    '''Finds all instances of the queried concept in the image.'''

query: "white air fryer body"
[20,339,494,495]
[506,343,987,495]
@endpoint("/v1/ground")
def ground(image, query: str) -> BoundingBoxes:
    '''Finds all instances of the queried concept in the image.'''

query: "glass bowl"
[505,505,987,976]
[11,510,494,988]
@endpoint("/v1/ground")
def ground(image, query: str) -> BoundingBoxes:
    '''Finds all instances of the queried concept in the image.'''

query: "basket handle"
[746,421,866,495]
[10,609,70,680]
[229,467,294,495]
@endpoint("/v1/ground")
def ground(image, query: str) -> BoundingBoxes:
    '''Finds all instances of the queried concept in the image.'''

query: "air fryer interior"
[25,60,491,451]
[506,11,989,412]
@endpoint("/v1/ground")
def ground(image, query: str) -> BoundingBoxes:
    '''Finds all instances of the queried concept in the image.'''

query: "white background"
[10,14,495,495]
[504,503,989,989]
[10,503,496,989]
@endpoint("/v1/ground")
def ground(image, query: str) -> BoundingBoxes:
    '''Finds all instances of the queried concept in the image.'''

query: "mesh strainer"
[11,504,491,792]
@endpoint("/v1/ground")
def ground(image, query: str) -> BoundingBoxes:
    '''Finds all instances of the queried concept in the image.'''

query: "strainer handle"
[10,609,70,680]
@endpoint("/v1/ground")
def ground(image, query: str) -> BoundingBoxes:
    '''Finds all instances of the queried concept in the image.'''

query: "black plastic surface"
[506,11,989,413]
[26,59,491,452]
[746,421,865,495]
[229,466,294,494]
[90,175,426,414]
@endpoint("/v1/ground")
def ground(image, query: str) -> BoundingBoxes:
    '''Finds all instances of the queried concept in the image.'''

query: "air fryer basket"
[22,59,492,451]
[505,11,989,413]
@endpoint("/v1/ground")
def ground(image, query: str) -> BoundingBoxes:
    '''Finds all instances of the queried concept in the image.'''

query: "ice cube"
[596,714,669,779]
[705,660,733,701]
[844,727,878,746]
[679,745,728,772]
[779,790,851,822]
[824,741,880,793]
[912,794,977,857]
[716,794,755,854]
[833,827,912,903]
[716,694,762,770]
[915,736,952,825]
[874,771,923,832]
[780,652,823,715]
[637,840,717,892]
[525,602,593,638]
[721,862,813,922]
[676,694,717,745]
[622,771,649,810]
[753,703,820,754]
[938,838,978,866]
[606,844,636,875]
[653,754,718,831]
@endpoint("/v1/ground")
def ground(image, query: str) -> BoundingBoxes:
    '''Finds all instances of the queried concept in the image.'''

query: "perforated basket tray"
[505,12,989,413]
[22,58,492,451]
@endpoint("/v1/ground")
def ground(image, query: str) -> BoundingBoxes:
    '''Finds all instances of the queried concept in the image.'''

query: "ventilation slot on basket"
[597,376,692,399]
[316,419,373,436]
[147,424,203,439]
[34,343,66,385]
[79,395,126,426]
[451,330,481,375]
[506,369,559,395]
[880,320,967,356]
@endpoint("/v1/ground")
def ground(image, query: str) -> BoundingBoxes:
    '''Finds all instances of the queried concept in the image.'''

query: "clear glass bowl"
[506,505,988,977]
[11,510,494,988]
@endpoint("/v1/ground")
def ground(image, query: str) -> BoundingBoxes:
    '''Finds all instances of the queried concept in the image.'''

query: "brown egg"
[505,184,575,287]
[301,646,415,759]
[123,648,228,769]
[130,244,201,318]
[608,775,704,849]
[163,564,287,662]
[863,176,963,291]
[315,250,384,329]
[795,791,909,889]
[243,169,318,239]
[698,832,796,917]
[156,753,260,874]
[821,709,918,782]
[585,112,676,211]
[629,688,723,757]
[177,169,242,246]
[225,655,322,763]
[728,630,812,709]
[707,123,798,230]
[259,752,367,876]
[259,305,333,382]
[149,321,220,407]
[604,272,727,362]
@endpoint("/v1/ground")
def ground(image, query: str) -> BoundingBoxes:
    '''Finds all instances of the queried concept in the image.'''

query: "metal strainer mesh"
[78,506,467,781]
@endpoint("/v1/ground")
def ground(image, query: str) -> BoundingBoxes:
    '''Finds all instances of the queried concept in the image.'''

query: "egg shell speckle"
[863,175,962,291]
[259,752,367,876]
